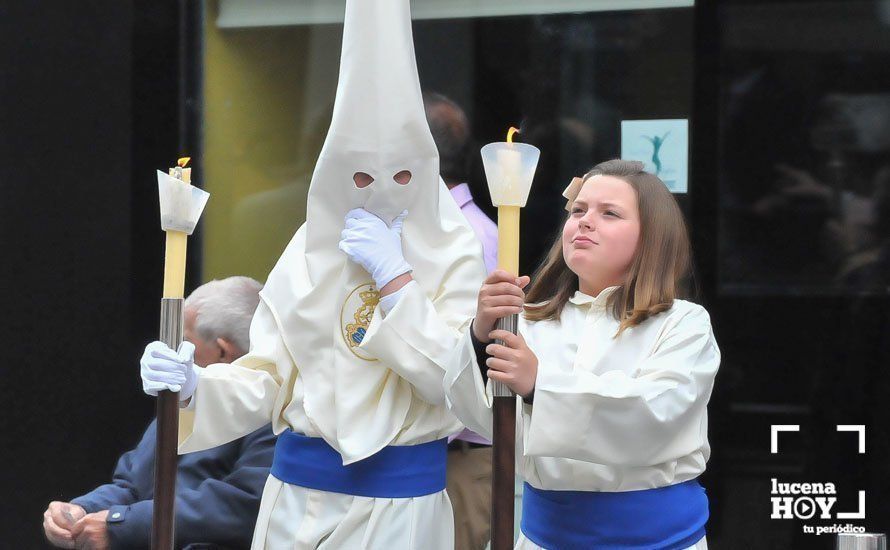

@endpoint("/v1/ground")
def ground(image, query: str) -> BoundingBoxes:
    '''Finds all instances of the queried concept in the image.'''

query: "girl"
[444,159,720,549]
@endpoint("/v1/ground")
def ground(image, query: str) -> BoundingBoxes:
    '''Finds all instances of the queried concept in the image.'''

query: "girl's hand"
[472,270,530,343]
[485,329,538,399]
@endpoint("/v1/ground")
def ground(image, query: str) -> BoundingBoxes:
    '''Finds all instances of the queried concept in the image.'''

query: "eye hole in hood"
[353,172,374,189]
[393,170,412,185]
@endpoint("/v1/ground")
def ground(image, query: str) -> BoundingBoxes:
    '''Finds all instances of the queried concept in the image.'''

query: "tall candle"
[153,155,209,550]
[480,126,540,550]
[163,158,191,299]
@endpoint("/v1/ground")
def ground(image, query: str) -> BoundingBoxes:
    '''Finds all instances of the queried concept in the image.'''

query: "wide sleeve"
[359,280,473,405]
[524,306,720,467]
[178,300,289,453]
[442,324,495,440]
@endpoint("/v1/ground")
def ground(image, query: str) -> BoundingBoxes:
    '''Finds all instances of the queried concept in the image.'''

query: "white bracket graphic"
[836,425,866,454]
[837,491,866,519]
[771,424,800,454]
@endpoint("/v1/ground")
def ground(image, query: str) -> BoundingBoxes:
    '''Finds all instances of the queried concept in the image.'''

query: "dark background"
[2,1,887,548]
[0,1,199,546]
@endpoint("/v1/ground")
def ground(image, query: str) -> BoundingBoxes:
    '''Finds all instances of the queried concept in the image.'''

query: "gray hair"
[184,276,263,352]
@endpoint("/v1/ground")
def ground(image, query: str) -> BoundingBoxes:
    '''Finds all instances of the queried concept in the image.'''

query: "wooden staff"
[492,203,520,550]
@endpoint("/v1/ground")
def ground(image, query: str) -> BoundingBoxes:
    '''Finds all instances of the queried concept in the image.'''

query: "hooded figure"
[143,0,487,548]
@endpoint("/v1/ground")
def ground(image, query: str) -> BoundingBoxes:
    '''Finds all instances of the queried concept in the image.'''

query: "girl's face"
[562,175,641,293]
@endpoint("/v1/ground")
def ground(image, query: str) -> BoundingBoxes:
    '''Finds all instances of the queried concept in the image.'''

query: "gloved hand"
[339,208,412,290]
[378,281,414,315]
[140,340,199,401]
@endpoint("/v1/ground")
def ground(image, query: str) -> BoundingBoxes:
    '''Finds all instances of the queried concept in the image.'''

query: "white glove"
[378,280,414,315]
[339,208,412,289]
[140,340,199,401]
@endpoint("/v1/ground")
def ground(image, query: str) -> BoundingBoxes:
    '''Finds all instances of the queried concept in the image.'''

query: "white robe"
[444,288,721,549]
[168,0,487,544]
[177,275,468,549]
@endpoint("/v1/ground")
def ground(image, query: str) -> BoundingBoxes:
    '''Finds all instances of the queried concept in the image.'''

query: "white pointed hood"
[258,0,485,463]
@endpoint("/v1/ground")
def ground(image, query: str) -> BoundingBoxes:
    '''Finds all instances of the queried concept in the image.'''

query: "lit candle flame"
[177,157,191,168]
[506,127,520,144]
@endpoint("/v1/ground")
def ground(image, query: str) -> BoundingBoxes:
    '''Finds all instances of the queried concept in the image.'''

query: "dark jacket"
[72,420,275,550]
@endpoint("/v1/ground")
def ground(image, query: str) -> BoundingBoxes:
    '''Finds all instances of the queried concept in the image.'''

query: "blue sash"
[521,479,708,550]
[271,430,447,498]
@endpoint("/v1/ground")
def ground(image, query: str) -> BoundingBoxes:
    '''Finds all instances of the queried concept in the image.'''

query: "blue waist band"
[521,479,708,550]
[271,430,447,498]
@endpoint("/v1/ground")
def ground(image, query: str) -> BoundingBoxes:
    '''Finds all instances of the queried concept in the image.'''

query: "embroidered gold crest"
[340,283,380,361]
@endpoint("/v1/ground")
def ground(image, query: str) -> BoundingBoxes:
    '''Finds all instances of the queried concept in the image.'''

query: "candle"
[163,157,192,300]
[480,127,540,275]
[170,156,192,184]
[495,128,522,275]
[153,156,209,550]
[496,128,523,201]
[481,128,539,208]
[480,127,540,550]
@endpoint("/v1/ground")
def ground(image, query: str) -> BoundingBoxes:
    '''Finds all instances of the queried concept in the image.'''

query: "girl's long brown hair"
[524,159,692,335]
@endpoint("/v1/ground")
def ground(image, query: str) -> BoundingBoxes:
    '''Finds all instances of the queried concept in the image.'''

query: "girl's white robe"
[444,288,721,550]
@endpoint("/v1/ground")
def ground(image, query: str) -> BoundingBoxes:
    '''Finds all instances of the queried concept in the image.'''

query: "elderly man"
[43,276,275,550]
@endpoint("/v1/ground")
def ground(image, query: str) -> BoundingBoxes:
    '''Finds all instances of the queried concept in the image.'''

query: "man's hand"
[485,329,538,398]
[70,510,109,550]
[43,501,86,548]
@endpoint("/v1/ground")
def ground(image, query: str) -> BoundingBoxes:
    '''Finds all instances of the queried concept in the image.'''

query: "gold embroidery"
[340,283,380,361]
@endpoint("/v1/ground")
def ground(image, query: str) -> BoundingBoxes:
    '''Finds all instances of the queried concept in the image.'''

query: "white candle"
[481,127,540,208]
[496,145,523,202]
